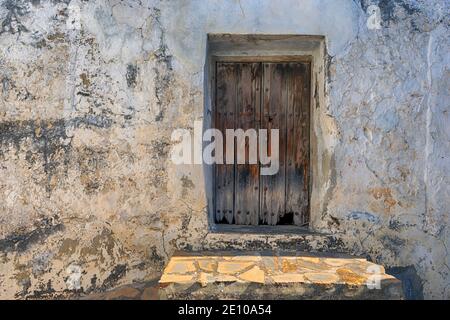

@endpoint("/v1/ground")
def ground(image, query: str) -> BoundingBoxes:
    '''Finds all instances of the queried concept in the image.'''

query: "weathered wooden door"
[214,61,311,227]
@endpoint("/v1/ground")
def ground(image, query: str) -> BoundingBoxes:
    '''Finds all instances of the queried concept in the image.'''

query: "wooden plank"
[215,60,311,227]
[299,62,311,225]
[286,62,311,226]
[260,63,287,225]
[234,63,261,225]
[215,62,236,224]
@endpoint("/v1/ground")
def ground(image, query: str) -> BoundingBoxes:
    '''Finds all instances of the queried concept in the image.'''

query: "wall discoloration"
[387,265,424,300]
[0,220,64,253]
[0,0,448,299]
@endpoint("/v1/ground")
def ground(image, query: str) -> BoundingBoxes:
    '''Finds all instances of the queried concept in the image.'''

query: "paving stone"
[158,251,404,299]
[198,272,215,286]
[224,255,262,262]
[214,274,240,282]
[238,266,265,283]
[77,242,401,301]
[164,260,196,274]
[217,261,255,274]
[159,273,195,283]
[337,268,368,285]
[323,258,355,267]
[269,273,307,283]
[342,262,376,274]
[198,260,217,273]
[303,272,340,284]
[299,256,322,264]
[291,258,330,272]
[281,258,300,273]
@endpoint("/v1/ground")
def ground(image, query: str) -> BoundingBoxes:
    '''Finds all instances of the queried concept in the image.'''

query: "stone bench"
[158,251,403,300]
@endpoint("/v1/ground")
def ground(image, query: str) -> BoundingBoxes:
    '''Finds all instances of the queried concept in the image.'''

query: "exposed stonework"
[158,251,403,299]
[0,0,448,299]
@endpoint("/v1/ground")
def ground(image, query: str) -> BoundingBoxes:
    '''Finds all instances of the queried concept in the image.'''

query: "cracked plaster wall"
[0,0,448,299]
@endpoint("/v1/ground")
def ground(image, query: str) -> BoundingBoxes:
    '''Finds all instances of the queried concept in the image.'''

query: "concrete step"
[158,251,403,300]
[200,228,344,252]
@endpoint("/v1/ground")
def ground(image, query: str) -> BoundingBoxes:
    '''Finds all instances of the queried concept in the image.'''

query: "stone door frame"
[204,34,329,234]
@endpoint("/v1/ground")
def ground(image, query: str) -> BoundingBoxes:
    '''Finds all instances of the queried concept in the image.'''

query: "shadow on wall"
[386,265,424,300]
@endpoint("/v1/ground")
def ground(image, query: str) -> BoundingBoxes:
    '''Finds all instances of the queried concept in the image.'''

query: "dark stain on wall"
[150,139,170,159]
[0,119,70,163]
[0,0,29,35]
[151,7,173,122]
[321,154,337,220]
[72,114,113,129]
[149,246,165,269]
[381,235,406,255]
[0,115,112,193]
[29,279,56,299]
[0,116,112,153]
[377,0,420,23]
[77,147,108,194]
[100,264,127,291]
[347,211,380,223]
[0,220,64,253]
[126,64,138,88]
[0,0,73,36]
[90,274,98,291]
[357,0,421,26]
[181,175,195,198]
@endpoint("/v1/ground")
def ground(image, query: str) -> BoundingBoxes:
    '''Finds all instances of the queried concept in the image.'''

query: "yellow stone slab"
[198,272,215,287]
[269,273,308,283]
[238,266,265,283]
[336,268,368,285]
[159,274,195,284]
[303,272,340,284]
[217,261,255,274]
[164,260,196,274]
[214,274,240,282]
[198,260,217,273]
[323,258,355,267]
[159,251,399,289]
[223,255,262,262]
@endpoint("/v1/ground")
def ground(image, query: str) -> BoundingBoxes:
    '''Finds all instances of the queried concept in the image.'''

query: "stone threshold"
[201,230,343,252]
[158,250,404,299]
[210,224,319,235]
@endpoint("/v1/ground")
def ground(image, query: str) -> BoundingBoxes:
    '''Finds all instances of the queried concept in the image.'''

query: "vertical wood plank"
[215,62,236,224]
[299,62,311,225]
[286,62,311,226]
[260,63,287,225]
[234,63,261,225]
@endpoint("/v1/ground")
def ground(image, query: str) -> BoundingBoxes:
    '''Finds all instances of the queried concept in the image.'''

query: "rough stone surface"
[0,0,448,299]
[81,279,159,300]
[158,251,403,299]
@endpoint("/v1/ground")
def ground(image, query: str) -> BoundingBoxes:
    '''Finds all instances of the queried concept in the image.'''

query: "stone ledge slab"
[158,251,404,300]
